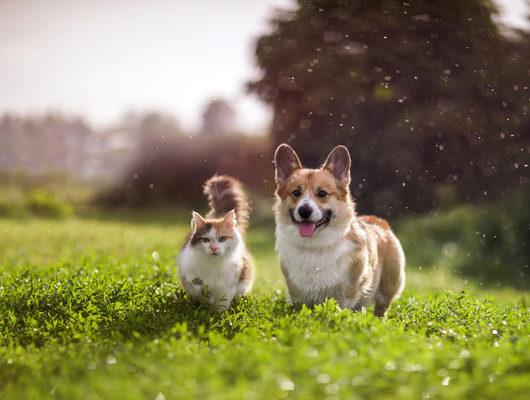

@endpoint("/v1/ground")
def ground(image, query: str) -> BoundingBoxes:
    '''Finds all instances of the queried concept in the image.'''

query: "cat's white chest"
[178,248,240,308]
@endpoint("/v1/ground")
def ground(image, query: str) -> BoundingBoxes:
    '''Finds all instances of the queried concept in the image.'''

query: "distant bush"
[96,134,273,208]
[25,190,73,218]
[397,190,529,289]
[0,196,21,217]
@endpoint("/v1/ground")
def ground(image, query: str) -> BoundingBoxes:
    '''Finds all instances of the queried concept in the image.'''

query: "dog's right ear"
[274,144,302,184]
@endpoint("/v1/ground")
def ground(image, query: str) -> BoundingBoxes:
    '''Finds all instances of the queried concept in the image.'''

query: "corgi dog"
[178,175,254,312]
[273,144,405,316]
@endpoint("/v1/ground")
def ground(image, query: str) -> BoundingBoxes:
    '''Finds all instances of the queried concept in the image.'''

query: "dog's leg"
[343,254,370,312]
[374,235,406,317]
[281,262,305,305]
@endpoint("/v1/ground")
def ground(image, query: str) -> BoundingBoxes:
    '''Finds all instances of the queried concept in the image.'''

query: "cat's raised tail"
[203,175,250,232]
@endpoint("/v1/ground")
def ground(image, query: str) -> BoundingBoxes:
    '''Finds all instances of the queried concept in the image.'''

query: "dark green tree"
[250,0,529,215]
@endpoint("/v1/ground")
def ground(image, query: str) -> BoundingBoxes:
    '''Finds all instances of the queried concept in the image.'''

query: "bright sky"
[0,0,527,132]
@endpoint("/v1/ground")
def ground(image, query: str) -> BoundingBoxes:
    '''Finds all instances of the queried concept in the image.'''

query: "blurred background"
[0,0,528,290]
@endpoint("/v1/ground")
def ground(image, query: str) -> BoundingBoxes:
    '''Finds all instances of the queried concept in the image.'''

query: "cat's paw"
[210,302,229,312]
[213,298,232,312]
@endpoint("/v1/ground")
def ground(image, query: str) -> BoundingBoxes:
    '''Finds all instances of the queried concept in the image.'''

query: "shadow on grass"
[0,268,295,349]
[99,293,292,342]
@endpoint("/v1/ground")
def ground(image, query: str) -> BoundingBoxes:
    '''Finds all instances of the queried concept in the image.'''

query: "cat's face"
[189,210,239,256]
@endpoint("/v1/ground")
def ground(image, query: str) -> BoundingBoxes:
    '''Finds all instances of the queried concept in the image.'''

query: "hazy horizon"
[0,0,527,132]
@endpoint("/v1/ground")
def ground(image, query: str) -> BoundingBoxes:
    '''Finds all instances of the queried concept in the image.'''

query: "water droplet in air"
[106,355,117,365]
[278,377,295,391]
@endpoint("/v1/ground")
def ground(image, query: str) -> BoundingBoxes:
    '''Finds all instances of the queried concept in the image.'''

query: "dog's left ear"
[322,145,351,185]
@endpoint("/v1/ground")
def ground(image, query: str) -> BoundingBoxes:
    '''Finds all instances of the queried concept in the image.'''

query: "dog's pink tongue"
[299,222,316,237]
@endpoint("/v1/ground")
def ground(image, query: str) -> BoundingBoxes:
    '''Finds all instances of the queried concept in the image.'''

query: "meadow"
[0,212,528,399]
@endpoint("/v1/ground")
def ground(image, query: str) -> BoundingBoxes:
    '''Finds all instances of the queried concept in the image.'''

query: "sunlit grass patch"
[0,216,528,399]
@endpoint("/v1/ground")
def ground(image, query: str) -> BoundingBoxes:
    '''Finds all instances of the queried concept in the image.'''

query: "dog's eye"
[317,190,328,198]
[292,189,302,197]
[219,236,227,242]
[201,237,210,243]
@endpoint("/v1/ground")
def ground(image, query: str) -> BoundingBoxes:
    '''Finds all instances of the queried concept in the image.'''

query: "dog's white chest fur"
[276,226,357,305]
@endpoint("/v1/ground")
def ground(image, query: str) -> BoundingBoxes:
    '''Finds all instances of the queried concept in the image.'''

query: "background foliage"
[249,0,529,215]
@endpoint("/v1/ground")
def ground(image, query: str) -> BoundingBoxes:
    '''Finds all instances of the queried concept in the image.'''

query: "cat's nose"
[210,245,218,252]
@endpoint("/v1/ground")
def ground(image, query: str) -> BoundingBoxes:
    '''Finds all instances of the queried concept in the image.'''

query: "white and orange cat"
[178,175,254,312]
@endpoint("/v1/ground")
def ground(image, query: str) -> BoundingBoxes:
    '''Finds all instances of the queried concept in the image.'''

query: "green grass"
[0,215,529,399]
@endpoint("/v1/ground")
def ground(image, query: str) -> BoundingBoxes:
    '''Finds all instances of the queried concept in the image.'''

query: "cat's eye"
[317,190,328,198]
[219,236,227,242]
[201,237,210,243]
[292,189,302,197]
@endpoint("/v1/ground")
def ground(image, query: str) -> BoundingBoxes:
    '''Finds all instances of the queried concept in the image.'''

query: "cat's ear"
[191,211,205,229]
[222,210,237,228]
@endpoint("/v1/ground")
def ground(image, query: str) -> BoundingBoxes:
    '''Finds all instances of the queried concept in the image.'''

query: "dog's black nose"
[298,204,313,220]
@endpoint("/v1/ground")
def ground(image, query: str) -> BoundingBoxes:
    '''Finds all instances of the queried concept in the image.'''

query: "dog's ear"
[322,145,351,185]
[274,144,302,184]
